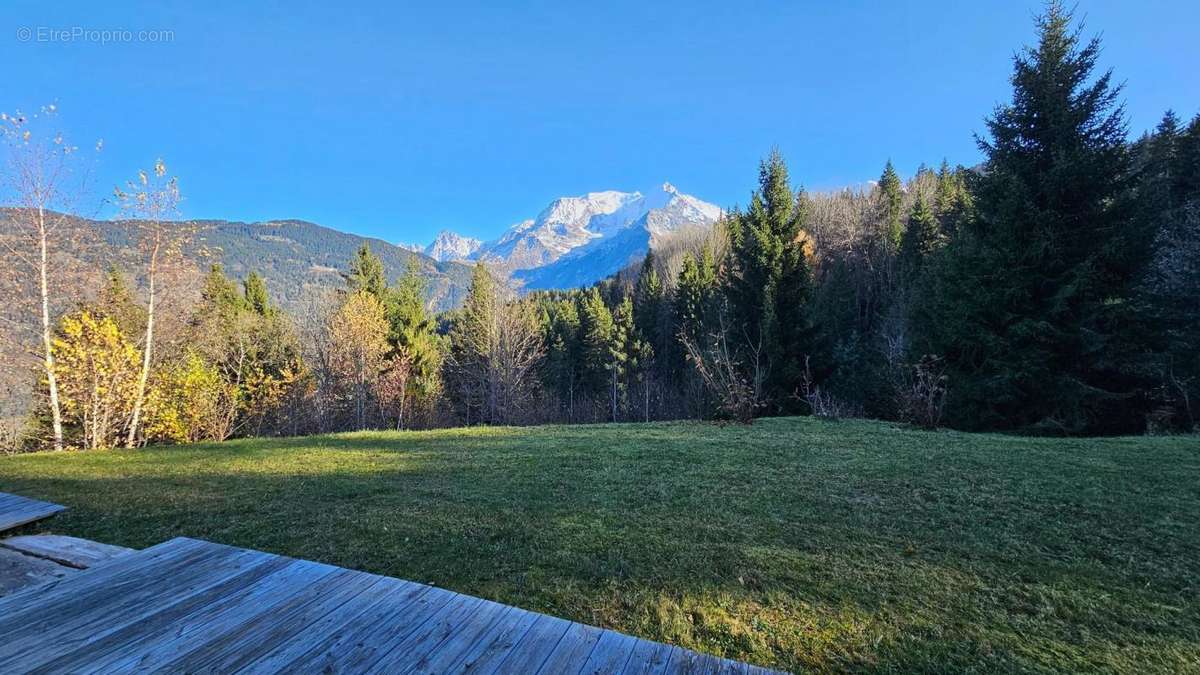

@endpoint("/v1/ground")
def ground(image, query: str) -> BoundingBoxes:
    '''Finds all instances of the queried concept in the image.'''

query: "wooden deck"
[0,537,780,673]
[0,491,65,533]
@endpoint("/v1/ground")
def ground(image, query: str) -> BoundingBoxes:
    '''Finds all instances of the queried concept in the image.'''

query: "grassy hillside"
[2,418,1197,672]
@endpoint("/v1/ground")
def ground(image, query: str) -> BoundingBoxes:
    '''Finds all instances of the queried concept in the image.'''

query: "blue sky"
[4,1,1197,245]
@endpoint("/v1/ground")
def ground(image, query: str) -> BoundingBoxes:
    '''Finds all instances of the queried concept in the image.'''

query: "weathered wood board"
[0,492,66,533]
[0,536,782,673]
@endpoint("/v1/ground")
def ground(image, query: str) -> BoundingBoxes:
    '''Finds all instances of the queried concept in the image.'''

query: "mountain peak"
[661,181,678,195]
[424,230,482,262]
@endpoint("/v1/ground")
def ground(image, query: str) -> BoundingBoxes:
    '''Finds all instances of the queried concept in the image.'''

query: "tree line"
[2,2,1197,450]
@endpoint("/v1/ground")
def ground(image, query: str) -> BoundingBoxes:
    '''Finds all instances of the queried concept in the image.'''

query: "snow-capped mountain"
[422,230,483,262]
[404,182,721,290]
[484,182,719,287]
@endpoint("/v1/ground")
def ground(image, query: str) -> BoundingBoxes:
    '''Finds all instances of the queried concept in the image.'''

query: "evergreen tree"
[243,272,273,316]
[898,194,939,280]
[200,264,245,317]
[673,248,719,347]
[347,243,388,299]
[724,151,815,411]
[94,268,147,339]
[920,2,1150,433]
[607,295,634,420]
[578,287,614,399]
[1139,111,1200,429]
[389,261,443,427]
[632,251,665,356]
[934,160,974,239]
[447,264,499,424]
[878,160,904,249]
[542,298,583,419]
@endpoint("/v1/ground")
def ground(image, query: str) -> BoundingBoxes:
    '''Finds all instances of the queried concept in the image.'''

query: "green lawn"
[1,418,1197,673]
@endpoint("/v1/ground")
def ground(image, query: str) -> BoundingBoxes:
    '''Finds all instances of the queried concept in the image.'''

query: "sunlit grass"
[2,418,1197,672]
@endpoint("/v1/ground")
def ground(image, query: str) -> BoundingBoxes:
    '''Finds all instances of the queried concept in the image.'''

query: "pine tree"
[898,194,939,280]
[920,2,1150,433]
[542,298,583,420]
[389,261,442,428]
[724,151,815,410]
[200,264,245,316]
[933,160,974,238]
[633,251,665,355]
[878,160,904,249]
[347,243,388,299]
[607,295,635,420]
[578,287,615,400]
[243,272,273,316]
[673,248,719,347]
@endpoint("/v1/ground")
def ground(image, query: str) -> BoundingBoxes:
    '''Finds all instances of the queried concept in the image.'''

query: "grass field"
[1,418,1197,673]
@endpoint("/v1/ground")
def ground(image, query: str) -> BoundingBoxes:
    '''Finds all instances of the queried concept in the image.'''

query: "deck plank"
[453,604,542,673]
[535,620,606,673]
[0,537,778,674]
[0,537,210,631]
[579,629,642,674]
[623,639,679,675]
[487,613,574,673]
[0,545,264,670]
[400,599,514,674]
[363,594,488,673]
[0,534,133,568]
[83,559,339,673]
[161,567,385,672]
[282,584,458,672]
[0,492,66,533]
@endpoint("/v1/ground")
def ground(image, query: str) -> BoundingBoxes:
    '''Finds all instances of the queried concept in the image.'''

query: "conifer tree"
[578,287,614,399]
[607,295,634,420]
[542,298,583,419]
[243,272,273,316]
[878,160,904,249]
[389,261,443,428]
[724,151,815,410]
[921,2,1150,433]
[673,248,719,347]
[347,243,388,299]
[632,251,665,356]
[898,194,939,280]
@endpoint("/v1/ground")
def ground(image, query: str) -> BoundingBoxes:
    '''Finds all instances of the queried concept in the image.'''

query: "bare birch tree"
[115,160,189,447]
[0,106,97,451]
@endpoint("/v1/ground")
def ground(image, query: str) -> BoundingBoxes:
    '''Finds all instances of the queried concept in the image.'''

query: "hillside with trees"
[2,3,1197,451]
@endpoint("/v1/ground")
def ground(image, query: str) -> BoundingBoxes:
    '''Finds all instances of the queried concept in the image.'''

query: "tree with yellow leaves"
[52,310,141,450]
[144,351,238,444]
[327,290,390,430]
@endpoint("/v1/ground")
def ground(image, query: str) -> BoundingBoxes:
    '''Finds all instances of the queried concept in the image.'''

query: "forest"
[2,3,1197,452]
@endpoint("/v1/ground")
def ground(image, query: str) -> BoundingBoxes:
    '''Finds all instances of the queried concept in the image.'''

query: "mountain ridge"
[404,182,722,289]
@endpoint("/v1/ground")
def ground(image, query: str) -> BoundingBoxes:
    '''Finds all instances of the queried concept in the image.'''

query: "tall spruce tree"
[578,287,615,399]
[347,243,388,299]
[921,2,1151,433]
[898,194,939,281]
[390,261,443,427]
[243,272,273,316]
[878,160,904,249]
[724,151,815,411]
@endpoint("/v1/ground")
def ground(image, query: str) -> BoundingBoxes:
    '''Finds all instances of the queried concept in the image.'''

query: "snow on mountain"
[423,230,483,262]
[402,182,720,290]
[507,182,722,290]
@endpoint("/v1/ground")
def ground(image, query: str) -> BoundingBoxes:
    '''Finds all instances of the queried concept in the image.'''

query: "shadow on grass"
[3,419,1199,672]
